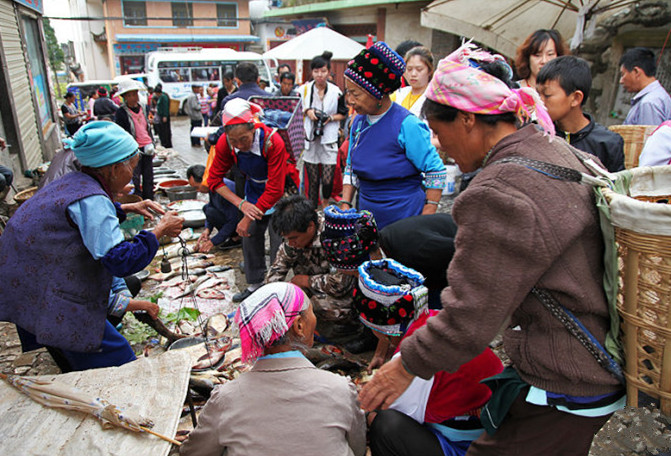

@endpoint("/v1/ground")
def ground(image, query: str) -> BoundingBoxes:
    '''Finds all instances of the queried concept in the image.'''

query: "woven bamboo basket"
[13,186,38,206]
[602,166,671,413]
[608,125,657,169]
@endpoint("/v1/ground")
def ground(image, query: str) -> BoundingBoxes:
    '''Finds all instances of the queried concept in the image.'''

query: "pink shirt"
[128,107,152,147]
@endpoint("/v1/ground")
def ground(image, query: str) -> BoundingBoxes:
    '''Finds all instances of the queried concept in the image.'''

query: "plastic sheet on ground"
[0,350,191,456]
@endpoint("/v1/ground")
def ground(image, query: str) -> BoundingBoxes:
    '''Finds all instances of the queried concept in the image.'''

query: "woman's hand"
[359,356,414,412]
[236,216,253,238]
[127,299,160,320]
[153,211,184,239]
[239,200,264,221]
[122,200,165,220]
[306,108,318,122]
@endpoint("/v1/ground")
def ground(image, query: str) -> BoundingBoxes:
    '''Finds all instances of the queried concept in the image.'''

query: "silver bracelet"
[424,199,440,206]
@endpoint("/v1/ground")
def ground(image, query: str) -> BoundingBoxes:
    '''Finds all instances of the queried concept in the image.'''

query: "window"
[172,2,193,27]
[217,4,237,28]
[123,1,147,27]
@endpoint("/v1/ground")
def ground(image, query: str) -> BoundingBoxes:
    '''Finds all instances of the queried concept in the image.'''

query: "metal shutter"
[0,0,43,170]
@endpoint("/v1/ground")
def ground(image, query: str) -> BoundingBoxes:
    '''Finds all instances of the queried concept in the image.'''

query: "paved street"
[167,115,210,169]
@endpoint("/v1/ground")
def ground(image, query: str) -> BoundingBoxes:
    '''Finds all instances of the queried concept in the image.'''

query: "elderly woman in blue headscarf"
[0,121,184,372]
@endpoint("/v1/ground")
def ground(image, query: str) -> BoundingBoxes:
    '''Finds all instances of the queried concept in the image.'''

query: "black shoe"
[232,287,255,303]
[216,237,242,251]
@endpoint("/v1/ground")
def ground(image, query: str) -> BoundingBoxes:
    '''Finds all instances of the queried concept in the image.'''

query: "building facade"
[102,0,259,77]
[0,0,60,177]
[67,0,111,81]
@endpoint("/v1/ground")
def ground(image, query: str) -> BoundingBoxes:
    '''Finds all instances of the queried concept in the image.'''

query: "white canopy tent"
[420,0,636,59]
[263,26,364,83]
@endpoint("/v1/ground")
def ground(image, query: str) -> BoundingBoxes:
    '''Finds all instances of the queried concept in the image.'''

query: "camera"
[312,108,330,138]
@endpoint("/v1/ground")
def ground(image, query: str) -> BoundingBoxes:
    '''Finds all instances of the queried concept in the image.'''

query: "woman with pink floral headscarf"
[359,44,624,455]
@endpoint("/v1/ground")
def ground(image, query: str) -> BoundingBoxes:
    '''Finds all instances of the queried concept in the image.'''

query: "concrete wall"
[69,0,111,80]
[384,3,432,52]
[577,1,671,125]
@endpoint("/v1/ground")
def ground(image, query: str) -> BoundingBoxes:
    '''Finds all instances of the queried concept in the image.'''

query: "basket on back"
[608,125,657,169]
[249,96,304,163]
[600,166,671,413]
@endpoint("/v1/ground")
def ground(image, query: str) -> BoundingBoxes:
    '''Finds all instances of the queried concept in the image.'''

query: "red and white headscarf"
[425,43,555,138]
[221,98,263,126]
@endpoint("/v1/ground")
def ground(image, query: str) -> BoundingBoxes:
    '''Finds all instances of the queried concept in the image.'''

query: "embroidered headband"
[320,205,378,270]
[344,41,405,100]
[354,259,428,336]
[425,42,555,137]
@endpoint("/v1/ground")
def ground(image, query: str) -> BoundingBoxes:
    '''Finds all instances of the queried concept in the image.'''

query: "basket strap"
[531,287,625,385]
[494,157,608,187]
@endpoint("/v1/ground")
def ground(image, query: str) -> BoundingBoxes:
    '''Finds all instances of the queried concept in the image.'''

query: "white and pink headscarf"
[425,43,555,137]
[234,282,309,363]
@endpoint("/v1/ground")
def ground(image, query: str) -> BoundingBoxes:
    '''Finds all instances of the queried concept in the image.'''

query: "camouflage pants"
[311,294,363,345]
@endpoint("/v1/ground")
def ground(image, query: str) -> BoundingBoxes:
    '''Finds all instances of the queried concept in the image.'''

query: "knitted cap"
[64,121,138,168]
[344,41,405,100]
[354,259,428,336]
[320,205,378,270]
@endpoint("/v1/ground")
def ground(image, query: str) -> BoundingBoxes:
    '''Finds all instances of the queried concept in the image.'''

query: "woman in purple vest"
[0,121,184,372]
[341,42,446,229]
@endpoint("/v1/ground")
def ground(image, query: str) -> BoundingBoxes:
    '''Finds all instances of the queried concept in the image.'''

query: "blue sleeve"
[101,230,159,277]
[108,276,131,317]
[636,101,667,126]
[67,194,159,277]
[67,195,125,259]
[398,116,446,190]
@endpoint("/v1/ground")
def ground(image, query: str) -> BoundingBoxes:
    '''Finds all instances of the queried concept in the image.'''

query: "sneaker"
[215,237,242,251]
[232,287,255,303]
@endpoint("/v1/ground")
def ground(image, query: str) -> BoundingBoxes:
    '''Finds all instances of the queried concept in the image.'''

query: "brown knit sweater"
[400,125,621,397]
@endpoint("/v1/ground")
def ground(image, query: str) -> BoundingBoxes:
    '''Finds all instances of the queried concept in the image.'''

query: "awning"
[115,34,260,44]
[420,0,635,58]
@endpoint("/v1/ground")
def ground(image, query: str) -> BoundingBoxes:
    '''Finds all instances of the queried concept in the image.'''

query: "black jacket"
[93,97,119,120]
[557,114,625,173]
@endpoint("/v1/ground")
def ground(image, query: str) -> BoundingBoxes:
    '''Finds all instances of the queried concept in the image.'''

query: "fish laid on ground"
[195,277,228,298]
[192,337,232,370]
[149,270,179,282]
[205,313,230,336]
[172,274,212,299]
[205,265,232,273]
[198,287,229,299]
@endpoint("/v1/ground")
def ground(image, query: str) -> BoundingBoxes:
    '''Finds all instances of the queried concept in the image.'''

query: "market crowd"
[2,27,671,456]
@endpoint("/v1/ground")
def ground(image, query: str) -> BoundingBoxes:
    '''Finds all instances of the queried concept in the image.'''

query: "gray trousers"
[242,214,281,285]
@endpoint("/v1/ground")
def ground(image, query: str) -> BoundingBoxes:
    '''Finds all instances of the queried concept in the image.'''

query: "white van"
[144,47,273,111]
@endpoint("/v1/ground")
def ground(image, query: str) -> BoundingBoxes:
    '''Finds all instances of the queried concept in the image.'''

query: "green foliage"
[120,313,159,349]
[42,18,64,70]
[163,307,201,324]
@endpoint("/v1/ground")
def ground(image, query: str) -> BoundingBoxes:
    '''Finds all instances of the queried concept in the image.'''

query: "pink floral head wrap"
[425,43,555,137]
[234,282,309,363]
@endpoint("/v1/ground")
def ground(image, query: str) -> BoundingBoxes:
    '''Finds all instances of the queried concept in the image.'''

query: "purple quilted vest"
[0,172,113,352]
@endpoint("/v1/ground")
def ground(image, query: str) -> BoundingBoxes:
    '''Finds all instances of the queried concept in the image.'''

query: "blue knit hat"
[65,121,138,168]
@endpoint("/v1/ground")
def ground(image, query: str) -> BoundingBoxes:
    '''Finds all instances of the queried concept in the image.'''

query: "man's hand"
[236,216,253,238]
[122,200,165,220]
[153,211,184,239]
[239,200,264,221]
[290,274,311,289]
[195,229,214,253]
[358,356,414,412]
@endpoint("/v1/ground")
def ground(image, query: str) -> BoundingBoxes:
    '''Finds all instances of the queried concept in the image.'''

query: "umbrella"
[262,26,364,61]
[421,0,638,58]
[0,372,181,446]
